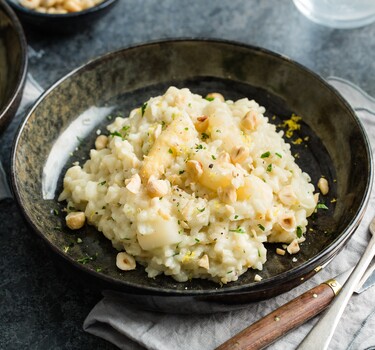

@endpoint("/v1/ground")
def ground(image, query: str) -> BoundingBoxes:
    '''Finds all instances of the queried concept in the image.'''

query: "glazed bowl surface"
[0,0,27,133]
[12,39,373,313]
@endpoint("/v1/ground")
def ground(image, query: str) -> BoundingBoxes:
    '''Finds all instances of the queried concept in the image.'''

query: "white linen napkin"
[83,78,375,350]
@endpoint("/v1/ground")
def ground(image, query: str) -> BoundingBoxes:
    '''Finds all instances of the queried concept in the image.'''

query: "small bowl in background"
[5,0,118,33]
[0,0,27,133]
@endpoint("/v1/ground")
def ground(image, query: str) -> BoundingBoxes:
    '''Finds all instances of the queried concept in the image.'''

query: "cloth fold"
[85,79,375,349]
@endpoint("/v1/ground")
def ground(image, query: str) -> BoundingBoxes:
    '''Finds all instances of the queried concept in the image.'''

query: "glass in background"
[293,0,375,28]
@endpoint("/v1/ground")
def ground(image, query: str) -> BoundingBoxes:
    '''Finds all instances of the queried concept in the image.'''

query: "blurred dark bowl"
[6,0,118,33]
[0,1,27,133]
[11,39,373,313]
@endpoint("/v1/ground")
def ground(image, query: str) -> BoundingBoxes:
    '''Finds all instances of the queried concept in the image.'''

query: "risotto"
[59,87,317,284]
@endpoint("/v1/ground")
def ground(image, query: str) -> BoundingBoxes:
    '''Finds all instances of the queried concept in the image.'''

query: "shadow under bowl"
[11,39,373,313]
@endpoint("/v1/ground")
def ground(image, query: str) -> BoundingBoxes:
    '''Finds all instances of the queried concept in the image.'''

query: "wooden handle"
[216,283,336,350]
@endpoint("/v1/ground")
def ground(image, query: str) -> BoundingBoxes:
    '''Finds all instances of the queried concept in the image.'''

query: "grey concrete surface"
[1,0,375,349]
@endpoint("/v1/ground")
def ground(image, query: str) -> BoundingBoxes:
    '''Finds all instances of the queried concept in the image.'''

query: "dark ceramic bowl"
[0,1,27,133]
[6,0,118,32]
[12,40,373,313]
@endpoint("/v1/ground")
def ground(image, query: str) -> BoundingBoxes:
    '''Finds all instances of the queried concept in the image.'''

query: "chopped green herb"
[316,203,329,210]
[76,136,83,143]
[77,254,97,264]
[195,144,204,150]
[53,209,59,216]
[227,270,233,274]
[216,129,221,133]
[201,132,209,140]
[172,252,179,257]
[205,97,215,102]
[141,102,147,116]
[258,224,265,231]
[211,155,217,160]
[234,215,239,219]
[296,226,303,238]
[99,181,106,186]
[185,127,189,131]
[168,148,173,154]
[229,227,246,234]
[96,267,102,272]
[195,238,200,243]
[261,151,271,158]
[197,207,205,213]
[275,152,282,158]
[77,237,83,244]
[161,121,166,129]
[179,170,185,175]
[266,164,273,172]
[258,249,261,257]
[120,126,130,138]
[109,131,122,138]
[178,220,181,225]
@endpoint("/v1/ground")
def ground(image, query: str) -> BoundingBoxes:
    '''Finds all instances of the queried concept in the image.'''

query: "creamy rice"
[59,87,316,284]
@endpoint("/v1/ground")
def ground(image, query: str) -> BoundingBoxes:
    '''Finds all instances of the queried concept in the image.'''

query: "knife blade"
[215,266,374,350]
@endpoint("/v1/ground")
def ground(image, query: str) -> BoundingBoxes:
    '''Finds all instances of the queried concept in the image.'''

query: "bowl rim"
[0,0,28,129]
[11,38,374,295]
[6,0,118,18]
